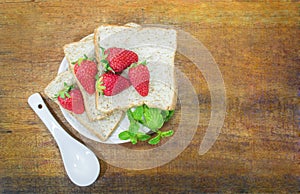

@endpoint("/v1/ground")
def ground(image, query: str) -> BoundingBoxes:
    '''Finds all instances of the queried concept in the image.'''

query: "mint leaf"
[119,105,176,145]
[129,122,140,134]
[165,110,174,122]
[162,110,174,122]
[119,131,131,140]
[161,110,169,119]
[143,104,149,112]
[127,109,135,123]
[161,130,174,137]
[132,106,144,122]
[130,135,138,144]
[136,132,151,141]
[148,134,161,145]
[144,108,164,131]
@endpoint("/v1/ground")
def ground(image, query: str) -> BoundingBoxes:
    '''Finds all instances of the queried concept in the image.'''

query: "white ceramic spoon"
[28,93,100,187]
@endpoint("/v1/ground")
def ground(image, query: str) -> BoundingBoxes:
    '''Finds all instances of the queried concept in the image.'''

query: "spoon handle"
[28,93,100,187]
[27,93,71,146]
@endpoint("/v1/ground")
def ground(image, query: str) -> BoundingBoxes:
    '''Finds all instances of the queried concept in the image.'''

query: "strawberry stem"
[140,60,147,65]
[95,76,106,95]
[54,82,74,99]
[100,46,115,73]
[129,60,147,69]
[71,54,90,66]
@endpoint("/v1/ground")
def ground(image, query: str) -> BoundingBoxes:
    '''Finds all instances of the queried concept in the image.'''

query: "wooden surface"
[1,1,299,193]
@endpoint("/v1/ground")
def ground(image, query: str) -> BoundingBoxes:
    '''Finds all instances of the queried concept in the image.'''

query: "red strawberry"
[55,83,85,114]
[74,57,98,95]
[96,73,131,96]
[128,61,150,97]
[101,47,138,73]
[72,55,88,74]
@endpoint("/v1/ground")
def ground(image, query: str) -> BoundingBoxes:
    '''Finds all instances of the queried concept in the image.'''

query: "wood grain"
[0,1,299,193]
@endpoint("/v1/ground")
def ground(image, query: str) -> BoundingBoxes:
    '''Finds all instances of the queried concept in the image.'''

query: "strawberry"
[72,54,88,74]
[73,56,98,95]
[128,61,150,97]
[101,47,138,73]
[96,73,131,96]
[54,83,85,114]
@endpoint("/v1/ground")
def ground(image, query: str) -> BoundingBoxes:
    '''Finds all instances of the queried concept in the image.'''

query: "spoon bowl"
[28,93,100,187]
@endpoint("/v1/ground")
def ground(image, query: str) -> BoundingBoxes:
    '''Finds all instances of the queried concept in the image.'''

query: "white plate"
[58,57,151,144]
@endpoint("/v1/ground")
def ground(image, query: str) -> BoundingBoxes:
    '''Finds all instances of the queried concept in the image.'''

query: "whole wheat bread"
[44,71,124,141]
[94,23,177,113]
[63,34,124,121]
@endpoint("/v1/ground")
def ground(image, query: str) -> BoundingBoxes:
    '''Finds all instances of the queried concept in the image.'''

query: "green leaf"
[143,104,149,111]
[126,109,135,123]
[161,110,175,122]
[129,122,140,134]
[144,108,164,131]
[120,105,176,145]
[136,132,151,141]
[118,131,131,140]
[161,110,169,120]
[148,134,161,145]
[165,110,174,122]
[132,106,144,122]
[130,135,138,144]
[126,109,141,134]
[161,130,174,138]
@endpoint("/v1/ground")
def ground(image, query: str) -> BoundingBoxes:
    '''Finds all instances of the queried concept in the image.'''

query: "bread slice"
[94,23,177,113]
[63,34,123,121]
[44,71,124,141]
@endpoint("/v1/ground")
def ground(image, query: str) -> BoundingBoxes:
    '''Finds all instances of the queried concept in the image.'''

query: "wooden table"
[1,1,299,193]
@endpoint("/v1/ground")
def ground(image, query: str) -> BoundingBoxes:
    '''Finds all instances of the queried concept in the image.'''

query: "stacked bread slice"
[44,23,177,142]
